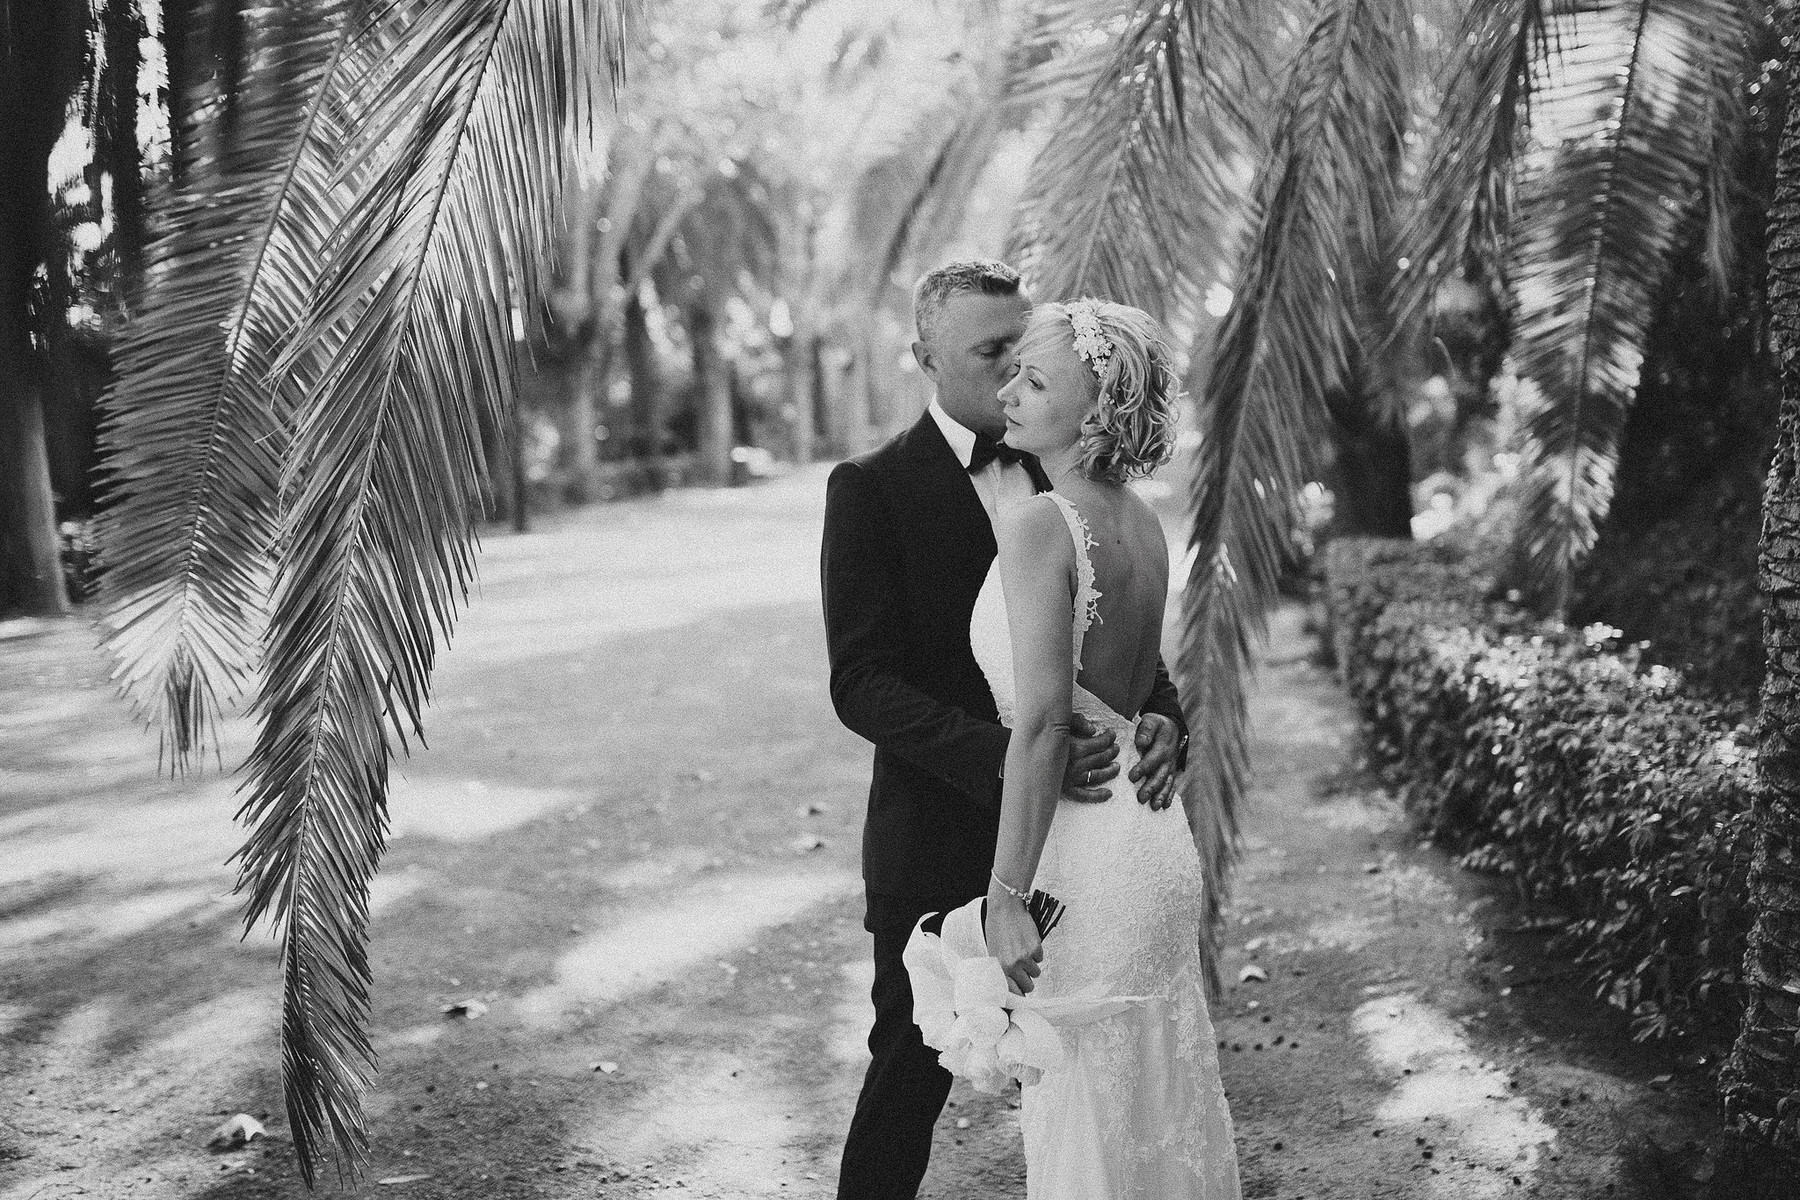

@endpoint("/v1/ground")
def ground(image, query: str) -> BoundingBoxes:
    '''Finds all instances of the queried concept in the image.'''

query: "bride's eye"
[1004,361,1020,380]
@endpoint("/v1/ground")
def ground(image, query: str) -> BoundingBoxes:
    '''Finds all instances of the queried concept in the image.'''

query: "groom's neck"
[937,393,1004,439]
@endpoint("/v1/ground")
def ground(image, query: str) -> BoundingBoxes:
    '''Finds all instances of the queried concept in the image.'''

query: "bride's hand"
[984,890,1043,995]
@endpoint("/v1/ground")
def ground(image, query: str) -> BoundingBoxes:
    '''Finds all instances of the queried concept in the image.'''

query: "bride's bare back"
[1056,481,1169,720]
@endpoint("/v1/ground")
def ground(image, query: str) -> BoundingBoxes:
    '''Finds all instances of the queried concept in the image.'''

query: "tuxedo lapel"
[901,411,997,561]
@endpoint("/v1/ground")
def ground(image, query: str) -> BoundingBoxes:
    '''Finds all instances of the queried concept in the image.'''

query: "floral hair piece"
[1066,300,1112,381]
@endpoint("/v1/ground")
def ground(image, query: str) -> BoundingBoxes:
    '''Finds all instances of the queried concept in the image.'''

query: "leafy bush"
[1327,537,1758,1048]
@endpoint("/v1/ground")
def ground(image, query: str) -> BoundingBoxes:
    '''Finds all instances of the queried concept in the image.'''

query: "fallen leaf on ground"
[1239,965,1268,983]
[793,834,826,853]
[441,999,489,1020]
[377,1174,433,1185]
[207,1114,265,1151]
[592,1061,619,1074]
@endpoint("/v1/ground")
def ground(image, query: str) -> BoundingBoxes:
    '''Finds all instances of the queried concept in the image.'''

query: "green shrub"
[1326,537,1758,1048]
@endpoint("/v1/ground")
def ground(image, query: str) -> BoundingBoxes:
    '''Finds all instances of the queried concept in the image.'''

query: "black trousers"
[837,889,972,1200]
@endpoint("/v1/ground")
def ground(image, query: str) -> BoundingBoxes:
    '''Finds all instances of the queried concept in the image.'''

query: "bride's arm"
[985,498,1076,994]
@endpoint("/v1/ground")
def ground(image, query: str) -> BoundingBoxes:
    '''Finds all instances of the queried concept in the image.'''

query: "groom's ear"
[910,340,936,381]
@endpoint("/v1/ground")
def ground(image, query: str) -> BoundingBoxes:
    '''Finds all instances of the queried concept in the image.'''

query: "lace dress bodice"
[969,492,1108,730]
[967,489,1240,1200]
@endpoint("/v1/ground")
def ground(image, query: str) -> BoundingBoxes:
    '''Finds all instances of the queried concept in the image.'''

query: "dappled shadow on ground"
[3,469,1727,1199]
[3,471,906,1198]
[4,591,878,1199]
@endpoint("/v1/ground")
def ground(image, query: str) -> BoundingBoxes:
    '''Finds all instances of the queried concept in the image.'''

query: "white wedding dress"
[969,491,1241,1200]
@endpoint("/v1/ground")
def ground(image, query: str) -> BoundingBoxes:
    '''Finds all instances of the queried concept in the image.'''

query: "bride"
[972,299,1240,1197]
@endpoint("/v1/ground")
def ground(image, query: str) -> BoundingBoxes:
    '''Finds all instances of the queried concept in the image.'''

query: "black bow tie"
[968,435,1053,493]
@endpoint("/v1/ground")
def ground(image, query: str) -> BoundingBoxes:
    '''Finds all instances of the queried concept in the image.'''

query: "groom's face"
[916,291,1032,436]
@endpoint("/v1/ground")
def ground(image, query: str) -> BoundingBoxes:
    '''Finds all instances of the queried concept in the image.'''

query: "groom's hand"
[1130,713,1181,811]
[1062,714,1119,803]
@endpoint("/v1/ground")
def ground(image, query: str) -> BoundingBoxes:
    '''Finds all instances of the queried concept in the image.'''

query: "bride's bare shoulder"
[994,493,1073,563]
[1118,485,1171,567]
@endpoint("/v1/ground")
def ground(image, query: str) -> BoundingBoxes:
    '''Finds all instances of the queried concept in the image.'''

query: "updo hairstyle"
[1017,299,1182,483]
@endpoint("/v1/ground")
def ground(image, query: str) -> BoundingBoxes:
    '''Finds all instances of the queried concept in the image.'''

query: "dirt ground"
[0,465,1719,1199]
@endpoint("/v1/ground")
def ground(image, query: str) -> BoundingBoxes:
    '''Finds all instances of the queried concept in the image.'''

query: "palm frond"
[848,77,1012,301]
[1386,0,1556,334]
[1696,3,1758,299]
[232,0,631,1181]
[1178,0,1415,994]
[1004,0,1270,322]
[94,1,357,770]
[1509,0,1758,613]
[841,6,1045,306]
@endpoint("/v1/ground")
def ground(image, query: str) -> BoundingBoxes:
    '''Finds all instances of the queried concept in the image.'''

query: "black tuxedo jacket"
[821,410,1189,901]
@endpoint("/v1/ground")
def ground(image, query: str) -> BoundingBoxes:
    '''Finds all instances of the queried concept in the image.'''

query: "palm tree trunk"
[623,286,661,484]
[783,322,814,464]
[689,303,732,486]
[102,0,145,280]
[569,339,603,499]
[843,335,872,455]
[0,391,70,615]
[1722,5,1800,1155]
[508,396,530,534]
[808,334,828,456]
[160,0,235,175]
[0,0,80,616]
[566,144,656,499]
[161,0,196,179]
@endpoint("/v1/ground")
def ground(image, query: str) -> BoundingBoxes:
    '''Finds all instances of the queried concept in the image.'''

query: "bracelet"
[990,870,1031,903]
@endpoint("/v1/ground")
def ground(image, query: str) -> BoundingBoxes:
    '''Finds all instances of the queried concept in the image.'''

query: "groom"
[821,258,1190,1199]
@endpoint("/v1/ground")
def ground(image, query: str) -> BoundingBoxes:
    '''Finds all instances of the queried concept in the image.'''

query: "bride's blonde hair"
[1018,299,1182,483]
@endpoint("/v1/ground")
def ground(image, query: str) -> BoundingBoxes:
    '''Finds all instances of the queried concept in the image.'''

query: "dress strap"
[1042,492,1102,670]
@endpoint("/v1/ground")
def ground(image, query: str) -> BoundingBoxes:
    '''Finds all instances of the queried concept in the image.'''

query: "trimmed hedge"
[1326,537,1759,1048]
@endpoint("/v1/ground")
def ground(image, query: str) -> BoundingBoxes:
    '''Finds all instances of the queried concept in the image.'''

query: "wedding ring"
[1085,769,1093,786]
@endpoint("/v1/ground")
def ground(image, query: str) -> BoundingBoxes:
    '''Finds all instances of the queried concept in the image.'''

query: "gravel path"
[0,466,1713,1199]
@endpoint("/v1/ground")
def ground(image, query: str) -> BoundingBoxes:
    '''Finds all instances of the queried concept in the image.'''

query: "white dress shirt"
[928,397,1036,525]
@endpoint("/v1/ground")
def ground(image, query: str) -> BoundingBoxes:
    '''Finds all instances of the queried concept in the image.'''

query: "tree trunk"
[564,143,655,500]
[1722,3,1800,1157]
[0,0,81,616]
[623,286,661,485]
[508,395,530,534]
[568,338,602,501]
[1327,390,1414,539]
[809,335,829,457]
[782,328,813,465]
[160,0,233,175]
[102,0,145,281]
[689,304,732,486]
[161,0,196,179]
[844,337,872,456]
[0,391,70,615]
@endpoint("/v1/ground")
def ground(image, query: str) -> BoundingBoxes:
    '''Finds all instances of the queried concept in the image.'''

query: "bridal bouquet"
[903,896,1142,1094]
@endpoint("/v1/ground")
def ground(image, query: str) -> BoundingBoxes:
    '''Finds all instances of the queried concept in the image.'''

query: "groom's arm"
[1141,659,1190,772]
[822,461,1010,800]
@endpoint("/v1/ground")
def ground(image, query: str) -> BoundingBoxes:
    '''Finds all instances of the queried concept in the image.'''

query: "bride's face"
[997,334,1096,457]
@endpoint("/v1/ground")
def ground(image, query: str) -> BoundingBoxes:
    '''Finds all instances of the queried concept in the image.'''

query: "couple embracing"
[821,259,1240,1199]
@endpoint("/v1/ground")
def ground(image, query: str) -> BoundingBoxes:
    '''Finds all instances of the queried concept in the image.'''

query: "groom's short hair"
[914,259,1022,345]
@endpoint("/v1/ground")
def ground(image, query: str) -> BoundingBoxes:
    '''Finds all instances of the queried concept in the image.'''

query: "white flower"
[1067,302,1112,379]
[902,898,1147,1094]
